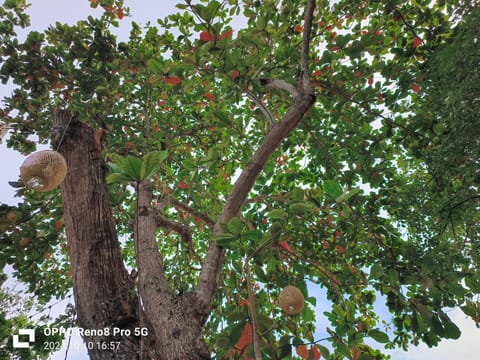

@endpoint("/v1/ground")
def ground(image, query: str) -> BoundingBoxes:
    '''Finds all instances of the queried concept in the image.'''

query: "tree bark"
[53,109,209,359]
[53,109,160,359]
[134,180,210,359]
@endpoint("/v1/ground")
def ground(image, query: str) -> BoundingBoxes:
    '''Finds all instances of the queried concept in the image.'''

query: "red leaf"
[412,37,422,48]
[125,141,134,150]
[296,345,310,359]
[178,180,189,189]
[231,69,240,81]
[117,7,124,20]
[312,345,322,360]
[337,245,345,254]
[200,30,215,42]
[55,220,63,230]
[240,298,249,307]
[312,70,323,77]
[235,323,252,352]
[164,76,182,85]
[411,82,421,93]
[218,29,233,40]
[278,241,295,254]
[294,25,303,33]
[368,76,374,85]
[205,92,215,101]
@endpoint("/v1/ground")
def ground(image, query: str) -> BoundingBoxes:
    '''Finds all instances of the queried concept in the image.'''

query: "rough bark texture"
[134,180,210,359]
[53,109,208,359]
[53,109,160,359]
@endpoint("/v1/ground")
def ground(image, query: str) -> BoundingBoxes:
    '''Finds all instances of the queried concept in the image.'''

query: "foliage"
[0,0,479,359]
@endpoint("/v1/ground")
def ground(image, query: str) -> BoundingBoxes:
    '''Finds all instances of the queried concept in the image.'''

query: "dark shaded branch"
[170,197,216,227]
[300,0,316,93]
[153,208,193,245]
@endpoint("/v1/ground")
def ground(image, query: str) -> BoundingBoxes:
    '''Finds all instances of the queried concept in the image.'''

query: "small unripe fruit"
[279,285,304,315]
[19,237,31,246]
[6,211,17,224]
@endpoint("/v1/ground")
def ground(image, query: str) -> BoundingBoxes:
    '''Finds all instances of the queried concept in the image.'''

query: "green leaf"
[121,156,142,180]
[147,59,164,73]
[269,209,288,220]
[226,217,243,235]
[140,150,168,180]
[369,263,384,280]
[324,180,343,199]
[439,312,461,339]
[288,201,314,214]
[369,329,389,343]
[316,344,330,358]
[212,233,238,248]
[8,181,24,188]
[335,188,361,203]
[106,172,133,185]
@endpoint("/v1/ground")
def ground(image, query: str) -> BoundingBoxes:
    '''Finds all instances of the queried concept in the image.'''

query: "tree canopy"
[1,0,479,359]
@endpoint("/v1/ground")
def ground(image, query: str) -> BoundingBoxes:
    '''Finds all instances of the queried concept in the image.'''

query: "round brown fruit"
[20,150,67,192]
[6,211,17,224]
[279,285,305,315]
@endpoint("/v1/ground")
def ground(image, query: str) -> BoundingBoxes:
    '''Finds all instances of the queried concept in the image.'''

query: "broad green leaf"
[226,217,243,235]
[121,156,142,181]
[369,263,384,280]
[369,329,389,343]
[212,233,238,248]
[147,59,164,73]
[106,172,133,185]
[288,201,314,214]
[335,188,362,203]
[324,180,343,199]
[140,150,167,180]
[269,209,288,220]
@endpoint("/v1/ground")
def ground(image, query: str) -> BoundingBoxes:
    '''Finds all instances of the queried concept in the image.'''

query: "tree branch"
[260,79,299,98]
[245,89,276,129]
[301,0,316,93]
[153,208,193,246]
[134,181,169,291]
[194,0,317,316]
[170,197,216,227]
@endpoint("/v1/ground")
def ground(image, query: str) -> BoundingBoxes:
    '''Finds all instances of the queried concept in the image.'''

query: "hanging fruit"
[20,150,67,192]
[279,285,305,315]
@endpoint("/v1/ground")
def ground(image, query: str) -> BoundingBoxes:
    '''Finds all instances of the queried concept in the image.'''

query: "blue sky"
[0,1,478,359]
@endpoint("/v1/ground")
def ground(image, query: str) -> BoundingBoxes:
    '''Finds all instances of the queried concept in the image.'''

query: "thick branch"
[195,0,317,315]
[153,208,193,245]
[134,180,169,290]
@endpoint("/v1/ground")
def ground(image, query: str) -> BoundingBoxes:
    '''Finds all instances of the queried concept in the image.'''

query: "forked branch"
[194,0,317,316]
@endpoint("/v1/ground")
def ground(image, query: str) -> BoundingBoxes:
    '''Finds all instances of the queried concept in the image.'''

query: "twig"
[244,259,262,360]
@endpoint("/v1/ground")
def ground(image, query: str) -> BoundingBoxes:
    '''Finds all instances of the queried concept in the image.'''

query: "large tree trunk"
[53,109,153,359]
[53,109,209,359]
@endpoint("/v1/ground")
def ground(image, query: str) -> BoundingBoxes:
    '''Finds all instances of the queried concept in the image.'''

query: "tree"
[0,0,478,359]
